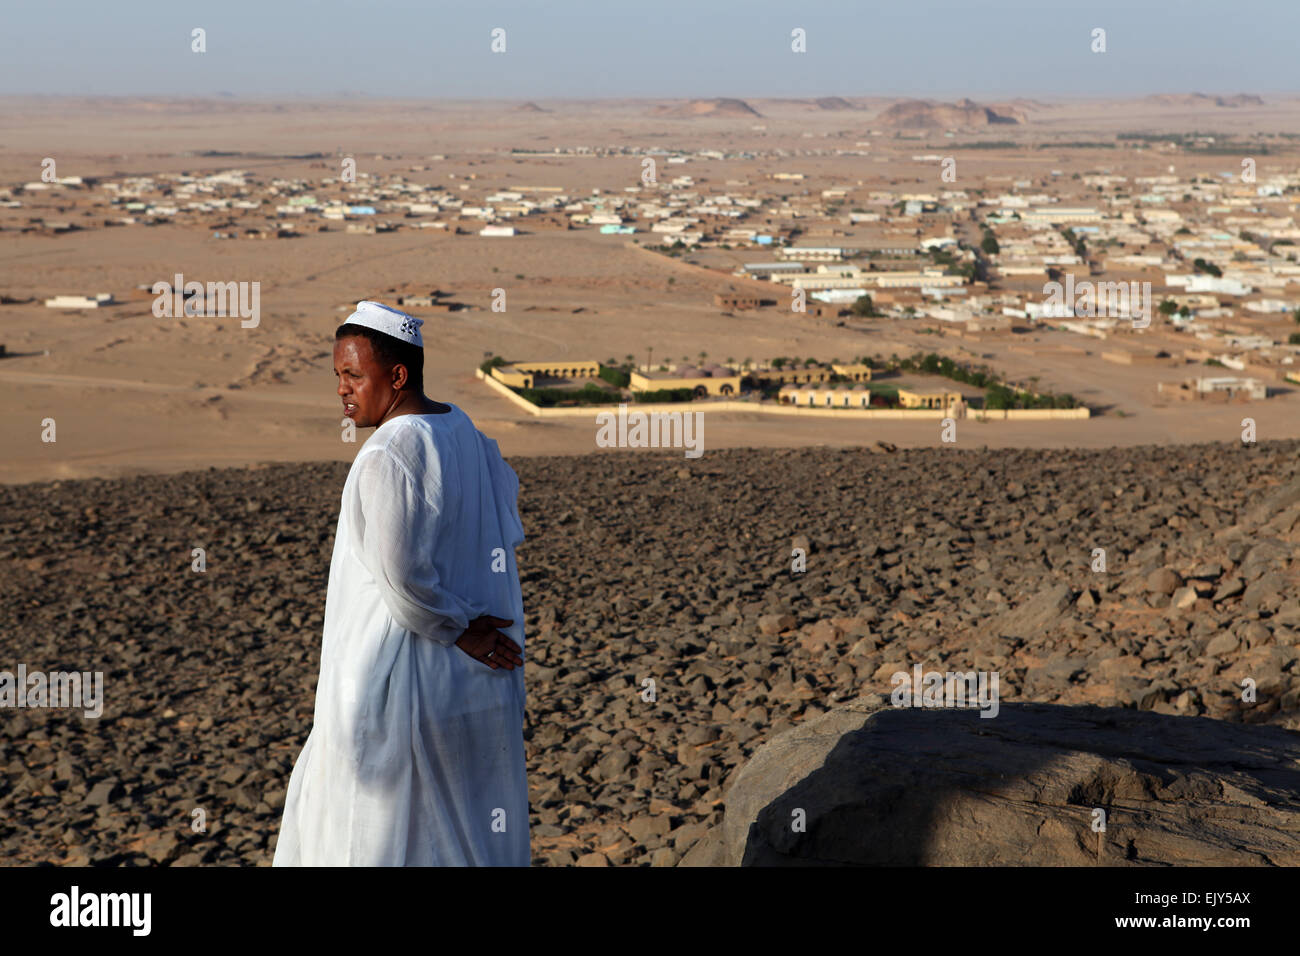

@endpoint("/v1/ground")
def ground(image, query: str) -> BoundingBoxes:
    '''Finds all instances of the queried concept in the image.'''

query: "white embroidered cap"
[341,300,424,347]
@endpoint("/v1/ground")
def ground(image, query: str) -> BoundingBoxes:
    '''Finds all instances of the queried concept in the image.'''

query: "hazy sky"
[1,0,1295,99]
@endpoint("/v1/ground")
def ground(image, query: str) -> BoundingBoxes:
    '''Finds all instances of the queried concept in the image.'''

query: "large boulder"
[683,697,1300,865]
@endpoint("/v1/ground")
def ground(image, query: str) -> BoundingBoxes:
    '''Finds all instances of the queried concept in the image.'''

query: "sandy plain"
[3,95,1300,484]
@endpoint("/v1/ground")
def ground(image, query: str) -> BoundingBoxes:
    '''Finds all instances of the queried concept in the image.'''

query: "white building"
[1022,206,1103,224]
[874,272,964,289]
[1187,275,1252,296]
[45,293,114,309]
[780,246,843,260]
[1198,377,1267,400]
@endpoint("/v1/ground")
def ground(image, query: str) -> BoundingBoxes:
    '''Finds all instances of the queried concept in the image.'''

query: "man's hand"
[454,615,523,670]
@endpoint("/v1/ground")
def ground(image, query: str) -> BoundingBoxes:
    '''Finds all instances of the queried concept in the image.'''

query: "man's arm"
[350,448,477,647]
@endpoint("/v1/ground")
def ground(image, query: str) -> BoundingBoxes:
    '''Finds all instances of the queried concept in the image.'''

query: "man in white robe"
[273,301,530,866]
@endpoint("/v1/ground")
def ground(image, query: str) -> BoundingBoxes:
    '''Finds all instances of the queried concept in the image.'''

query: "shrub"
[516,383,621,407]
[598,365,630,388]
[632,387,695,403]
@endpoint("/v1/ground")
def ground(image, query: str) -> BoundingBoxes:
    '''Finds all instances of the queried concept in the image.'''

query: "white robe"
[273,405,529,866]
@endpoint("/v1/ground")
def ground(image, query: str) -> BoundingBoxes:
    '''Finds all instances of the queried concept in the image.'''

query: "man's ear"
[391,363,409,390]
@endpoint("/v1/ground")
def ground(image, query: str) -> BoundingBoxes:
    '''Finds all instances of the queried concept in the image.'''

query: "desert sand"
[3,95,1300,484]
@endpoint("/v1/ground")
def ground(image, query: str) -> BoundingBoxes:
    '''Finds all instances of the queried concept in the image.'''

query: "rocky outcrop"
[811,96,856,111]
[686,698,1300,866]
[650,98,761,119]
[1141,93,1265,109]
[875,98,1022,129]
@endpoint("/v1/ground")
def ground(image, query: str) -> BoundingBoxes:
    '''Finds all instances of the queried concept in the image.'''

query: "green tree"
[599,365,631,387]
[852,294,878,317]
[981,233,1000,255]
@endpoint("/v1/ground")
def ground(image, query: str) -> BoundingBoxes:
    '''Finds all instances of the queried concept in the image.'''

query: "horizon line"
[4,90,1300,103]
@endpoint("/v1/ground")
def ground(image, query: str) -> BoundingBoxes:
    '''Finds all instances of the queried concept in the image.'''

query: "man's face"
[334,336,397,428]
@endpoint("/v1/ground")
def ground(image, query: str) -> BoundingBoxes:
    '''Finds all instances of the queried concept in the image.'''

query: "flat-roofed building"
[873,272,965,289]
[45,293,114,308]
[714,293,762,310]
[630,366,741,397]
[771,267,867,291]
[490,359,601,388]
[1022,206,1103,224]
[779,383,874,407]
[831,362,872,382]
[1158,376,1268,401]
[737,262,805,277]
[897,387,961,410]
[779,246,843,260]
[1196,376,1267,399]
[811,285,870,300]
[752,364,832,386]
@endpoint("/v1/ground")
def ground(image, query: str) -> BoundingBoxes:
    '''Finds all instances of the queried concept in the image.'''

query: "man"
[273,300,529,866]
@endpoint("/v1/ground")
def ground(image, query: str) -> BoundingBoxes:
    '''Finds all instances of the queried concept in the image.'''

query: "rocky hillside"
[0,440,1296,866]
[650,98,762,118]
[875,97,1023,128]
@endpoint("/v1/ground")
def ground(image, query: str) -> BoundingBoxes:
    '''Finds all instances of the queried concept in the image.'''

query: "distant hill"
[990,98,1053,114]
[650,98,762,118]
[515,101,547,113]
[810,96,857,111]
[749,96,859,111]
[875,98,1023,129]
[1141,92,1266,108]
